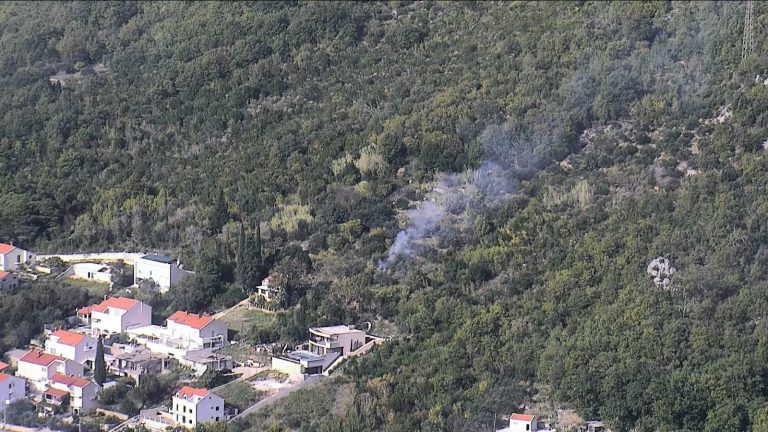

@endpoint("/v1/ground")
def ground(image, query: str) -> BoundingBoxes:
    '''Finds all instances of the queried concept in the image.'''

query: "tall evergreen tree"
[241,229,262,294]
[94,336,107,385]
[210,189,228,234]
[236,222,245,289]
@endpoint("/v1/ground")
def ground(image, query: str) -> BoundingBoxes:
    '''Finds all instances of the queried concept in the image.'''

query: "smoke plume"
[379,124,541,270]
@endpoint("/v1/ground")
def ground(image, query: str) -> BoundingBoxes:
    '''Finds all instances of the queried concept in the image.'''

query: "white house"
[0,271,19,291]
[509,413,537,432]
[0,372,25,405]
[82,297,152,336]
[49,373,100,415]
[171,386,224,427]
[45,330,97,366]
[254,276,278,302]
[16,350,83,392]
[134,255,193,293]
[167,311,228,349]
[308,325,366,357]
[60,263,113,284]
[0,243,35,272]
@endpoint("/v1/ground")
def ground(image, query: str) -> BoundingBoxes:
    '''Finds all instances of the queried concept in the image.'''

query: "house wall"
[70,264,112,283]
[0,375,26,403]
[271,357,303,376]
[509,419,536,432]
[92,303,151,335]
[170,265,193,291]
[172,395,224,427]
[335,332,366,355]
[0,274,19,291]
[168,321,228,349]
[16,361,51,391]
[49,381,100,414]
[134,259,172,291]
[45,337,96,364]
[0,249,26,272]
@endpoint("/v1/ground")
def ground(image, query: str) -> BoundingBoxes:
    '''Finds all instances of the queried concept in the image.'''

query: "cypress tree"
[210,189,228,234]
[236,222,245,289]
[94,336,107,385]
[242,230,262,294]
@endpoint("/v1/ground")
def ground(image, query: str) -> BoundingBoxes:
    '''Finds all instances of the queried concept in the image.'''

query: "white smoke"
[379,124,540,270]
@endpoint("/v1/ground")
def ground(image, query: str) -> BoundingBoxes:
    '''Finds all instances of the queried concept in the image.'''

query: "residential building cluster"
[1,294,232,428]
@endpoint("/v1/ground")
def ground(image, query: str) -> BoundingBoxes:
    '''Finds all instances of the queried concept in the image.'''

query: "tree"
[241,226,263,294]
[210,189,229,234]
[94,336,107,385]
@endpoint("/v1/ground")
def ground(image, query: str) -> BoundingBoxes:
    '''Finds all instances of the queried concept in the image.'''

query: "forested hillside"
[3,1,768,431]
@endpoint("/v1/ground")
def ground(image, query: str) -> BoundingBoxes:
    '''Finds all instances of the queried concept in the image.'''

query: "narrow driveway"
[228,375,323,422]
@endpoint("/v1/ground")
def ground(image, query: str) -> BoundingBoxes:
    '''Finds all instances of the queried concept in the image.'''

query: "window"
[526,426,530,431]
[16,255,20,263]
[215,417,219,422]
[189,420,193,425]
[215,406,219,411]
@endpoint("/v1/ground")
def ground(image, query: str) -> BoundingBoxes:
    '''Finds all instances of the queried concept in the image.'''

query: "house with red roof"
[83,297,152,336]
[507,413,537,432]
[45,329,97,366]
[0,242,35,272]
[0,270,19,291]
[166,311,228,349]
[49,373,101,415]
[0,372,25,406]
[16,350,83,392]
[171,386,224,427]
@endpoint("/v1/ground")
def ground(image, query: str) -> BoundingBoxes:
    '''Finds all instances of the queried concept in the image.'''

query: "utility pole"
[743,0,755,63]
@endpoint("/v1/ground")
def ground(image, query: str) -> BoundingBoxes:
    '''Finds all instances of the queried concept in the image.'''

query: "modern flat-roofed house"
[0,243,35,272]
[109,344,173,385]
[45,330,97,367]
[49,373,100,415]
[134,255,193,292]
[171,386,224,427]
[508,413,537,432]
[0,271,19,291]
[16,350,84,392]
[0,372,25,405]
[309,325,366,357]
[60,263,113,284]
[83,297,152,336]
[167,311,228,350]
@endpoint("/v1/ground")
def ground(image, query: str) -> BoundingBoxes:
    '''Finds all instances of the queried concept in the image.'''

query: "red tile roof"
[0,243,15,254]
[45,387,69,398]
[77,305,94,315]
[51,330,86,346]
[168,311,214,330]
[510,413,535,422]
[0,373,13,383]
[91,297,140,313]
[177,386,209,398]
[0,361,8,371]
[0,271,10,279]
[51,373,91,388]
[20,350,65,366]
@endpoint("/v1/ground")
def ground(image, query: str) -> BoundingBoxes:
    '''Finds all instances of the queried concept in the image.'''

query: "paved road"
[229,375,323,422]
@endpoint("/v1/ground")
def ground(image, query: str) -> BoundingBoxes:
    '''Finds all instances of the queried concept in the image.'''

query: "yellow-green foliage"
[270,204,313,233]
[354,145,388,175]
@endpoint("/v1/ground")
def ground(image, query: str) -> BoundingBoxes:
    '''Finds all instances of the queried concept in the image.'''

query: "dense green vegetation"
[3,1,768,431]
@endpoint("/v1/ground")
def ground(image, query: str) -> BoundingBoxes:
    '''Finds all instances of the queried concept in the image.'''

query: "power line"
[743,0,755,63]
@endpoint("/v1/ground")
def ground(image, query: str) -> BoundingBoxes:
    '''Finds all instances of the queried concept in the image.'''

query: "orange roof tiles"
[20,350,65,366]
[45,387,69,398]
[51,373,91,388]
[0,373,12,383]
[177,386,209,398]
[510,413,535,422]
[77,305,94,315]
[168,311,214,330]
[91,297,140,313]
[0,361,8,371]
[0,271,9,279]
[51,330,86,346]
[0,244,15,254]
